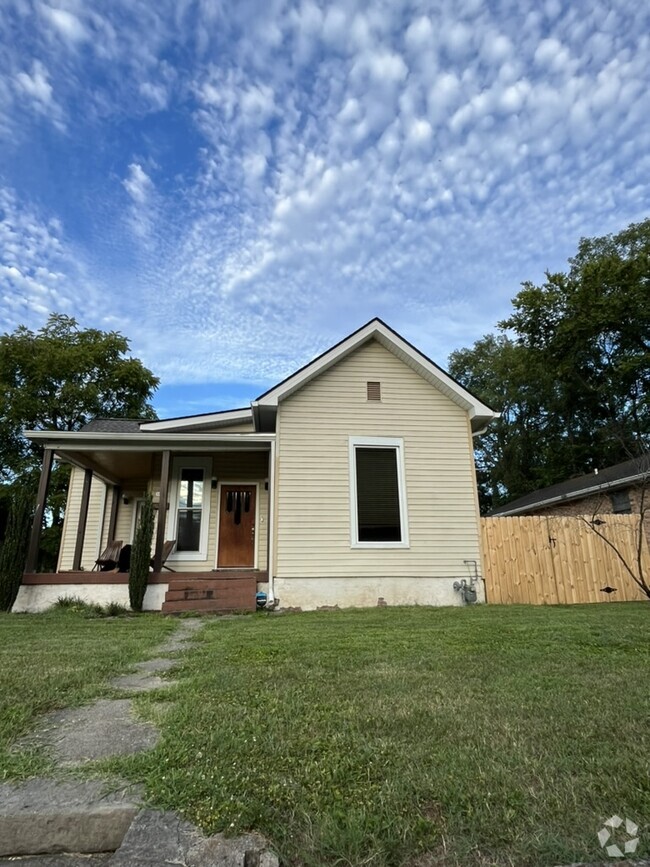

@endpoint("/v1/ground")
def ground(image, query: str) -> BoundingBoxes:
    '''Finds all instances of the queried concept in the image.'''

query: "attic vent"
[367,381,381,401]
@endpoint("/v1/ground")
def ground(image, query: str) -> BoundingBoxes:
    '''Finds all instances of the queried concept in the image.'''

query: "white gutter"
[24,430,275,452]
[494,471,648,516]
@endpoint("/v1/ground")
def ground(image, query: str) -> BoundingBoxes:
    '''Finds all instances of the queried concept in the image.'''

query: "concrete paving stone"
[110,672,176,693]
[106,810,200,866]
[14,700,159,766]
[107,810,279,867]
[0,779,141,857]
[132,658,177,673]
[0,855,112,866]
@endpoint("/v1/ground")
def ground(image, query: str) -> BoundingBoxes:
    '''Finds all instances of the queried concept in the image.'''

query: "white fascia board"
[139,408,252,431]
[23,430,274,452]
[256,319,498,422]
[494,472,648,516]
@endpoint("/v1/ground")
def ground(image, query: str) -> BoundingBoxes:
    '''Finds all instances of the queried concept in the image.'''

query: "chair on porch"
[151,539,177,572]
[93,540,123,571]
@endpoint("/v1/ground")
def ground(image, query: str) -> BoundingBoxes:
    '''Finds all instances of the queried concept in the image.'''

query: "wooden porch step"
[161,574,257,615]
[162,600,255,614]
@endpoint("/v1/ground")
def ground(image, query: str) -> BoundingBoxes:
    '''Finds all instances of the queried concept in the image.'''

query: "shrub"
[0,489,34,612]
[54,595,104,616]
[54,596,132,617]
[129,492,154,611]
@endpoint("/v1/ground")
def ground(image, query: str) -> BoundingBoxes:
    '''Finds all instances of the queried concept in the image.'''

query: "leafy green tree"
[450,218,650,512]
[0,313,159,483]
[0,313,159,569]
[129,493,154,611]
[0,488,34,610]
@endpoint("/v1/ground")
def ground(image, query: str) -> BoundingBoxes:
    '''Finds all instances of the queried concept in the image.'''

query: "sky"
[1,0,649,420]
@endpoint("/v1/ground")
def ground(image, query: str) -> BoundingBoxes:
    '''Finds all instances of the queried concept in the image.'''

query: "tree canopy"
[449,218,650,513]
[0,313,159,569]
[0,313,159,485]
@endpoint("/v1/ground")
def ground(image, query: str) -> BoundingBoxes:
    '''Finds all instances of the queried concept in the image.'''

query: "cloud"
[122,163,154,205]
[0,0,649,407]
[39,4,88,44]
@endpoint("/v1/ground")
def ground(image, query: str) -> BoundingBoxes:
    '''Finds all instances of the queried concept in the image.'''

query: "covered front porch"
[18,428,276,613]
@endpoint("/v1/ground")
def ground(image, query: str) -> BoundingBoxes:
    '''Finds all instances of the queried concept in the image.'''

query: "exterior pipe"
[266,438,277,606]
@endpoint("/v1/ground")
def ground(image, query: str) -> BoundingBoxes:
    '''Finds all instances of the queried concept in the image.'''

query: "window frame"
[348,436,409,549]
[166,457,213,561]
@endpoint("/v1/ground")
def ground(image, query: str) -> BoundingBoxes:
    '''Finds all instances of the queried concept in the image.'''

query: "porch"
[21,427,276,612]
[18,570,266,614]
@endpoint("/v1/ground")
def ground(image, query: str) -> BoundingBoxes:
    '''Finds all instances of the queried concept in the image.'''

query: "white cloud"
[122,163,154,204]
[39,4,88,43]
[1,0,649,400]
[15,60,53,104]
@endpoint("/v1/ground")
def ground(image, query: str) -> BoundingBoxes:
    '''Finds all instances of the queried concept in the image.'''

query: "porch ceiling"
[24,430,274,486]
[56,448,156,484]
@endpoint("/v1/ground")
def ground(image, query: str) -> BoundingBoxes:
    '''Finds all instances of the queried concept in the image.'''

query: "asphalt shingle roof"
[81,418,148,433]
[490,457,648,515]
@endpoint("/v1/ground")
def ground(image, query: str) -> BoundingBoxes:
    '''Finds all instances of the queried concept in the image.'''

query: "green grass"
[3,604,649,865]
[0,607,175,779]
[99,603,649,867]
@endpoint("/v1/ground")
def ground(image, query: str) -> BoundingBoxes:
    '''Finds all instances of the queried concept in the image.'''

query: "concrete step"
[107,810,278,867]
[0,855,111,866]
[0,779,141,857]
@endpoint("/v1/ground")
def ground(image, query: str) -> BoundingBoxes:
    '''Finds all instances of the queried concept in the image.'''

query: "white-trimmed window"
[349,437,409,548]
[167,457,212,560]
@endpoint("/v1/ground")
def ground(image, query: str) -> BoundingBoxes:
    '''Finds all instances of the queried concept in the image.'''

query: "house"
[15,319,498,613]
[489,457,649,529]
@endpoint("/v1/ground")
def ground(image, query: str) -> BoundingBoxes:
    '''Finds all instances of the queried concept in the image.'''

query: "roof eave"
[256,319,499,422]
[492,471,648,516]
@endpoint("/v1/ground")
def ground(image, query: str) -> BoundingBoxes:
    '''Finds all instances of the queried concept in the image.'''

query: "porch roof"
[23,430,274,485]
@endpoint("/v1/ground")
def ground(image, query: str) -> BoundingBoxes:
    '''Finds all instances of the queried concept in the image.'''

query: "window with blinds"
[349,437,408,547]
[355,447,401,541]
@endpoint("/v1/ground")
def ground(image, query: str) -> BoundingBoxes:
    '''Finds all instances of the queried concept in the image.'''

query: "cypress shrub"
[0,490,34,612]
[129,492,155,611]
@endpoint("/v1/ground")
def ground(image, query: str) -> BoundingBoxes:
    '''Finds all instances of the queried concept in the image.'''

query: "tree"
[0,313,159,483]
[0,313,159,569]
[450,219,650,512]
[0,488,34,611]
[129,493,154,611]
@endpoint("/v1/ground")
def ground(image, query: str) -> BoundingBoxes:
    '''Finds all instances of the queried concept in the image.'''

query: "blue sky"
[1,0,649,420]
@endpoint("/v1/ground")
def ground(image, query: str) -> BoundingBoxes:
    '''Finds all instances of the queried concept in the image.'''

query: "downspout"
[266,438,277,607]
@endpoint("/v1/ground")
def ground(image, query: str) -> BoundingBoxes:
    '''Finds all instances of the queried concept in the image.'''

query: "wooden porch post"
[107,484,120,541]
[25,448,54,574]
[153,450,171,573]
[72,468,93,571]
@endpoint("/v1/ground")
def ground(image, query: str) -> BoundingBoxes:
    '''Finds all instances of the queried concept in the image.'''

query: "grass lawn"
[96,603,649,867]
[0,607,175,779]
[2,604,648,865]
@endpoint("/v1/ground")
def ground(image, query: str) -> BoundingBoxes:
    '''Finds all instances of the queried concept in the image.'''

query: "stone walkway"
[0,617,278,867]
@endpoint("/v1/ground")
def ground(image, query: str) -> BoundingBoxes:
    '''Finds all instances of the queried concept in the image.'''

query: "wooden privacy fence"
[481,515,649,605]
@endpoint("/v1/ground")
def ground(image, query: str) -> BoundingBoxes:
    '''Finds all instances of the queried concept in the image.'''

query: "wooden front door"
[217,485,256,568]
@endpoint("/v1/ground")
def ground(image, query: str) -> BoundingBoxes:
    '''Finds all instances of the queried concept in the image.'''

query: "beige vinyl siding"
[275,338,482,579]
[58,466,107,571]
[175,421,255,433]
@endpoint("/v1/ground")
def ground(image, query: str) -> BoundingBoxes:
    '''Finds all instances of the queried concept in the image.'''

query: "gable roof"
[253,318,499,433]
[39,319,498,440]
[490,457,649,516]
